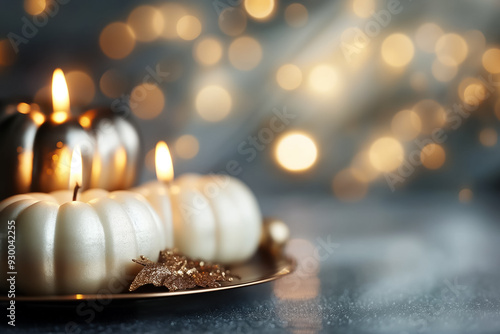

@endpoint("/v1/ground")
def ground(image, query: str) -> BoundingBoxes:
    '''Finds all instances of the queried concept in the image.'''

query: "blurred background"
[1,0,500,201]
[3,1,500,333]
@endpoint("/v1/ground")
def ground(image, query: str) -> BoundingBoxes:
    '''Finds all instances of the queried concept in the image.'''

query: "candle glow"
[155,141,174,183]
[69,146,83,190]
[51,68,70,124]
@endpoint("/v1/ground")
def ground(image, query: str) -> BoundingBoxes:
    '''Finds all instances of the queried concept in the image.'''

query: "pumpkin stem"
[72,183,80,201]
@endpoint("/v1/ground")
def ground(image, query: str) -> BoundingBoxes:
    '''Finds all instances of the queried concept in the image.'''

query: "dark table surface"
[3,193,500,333]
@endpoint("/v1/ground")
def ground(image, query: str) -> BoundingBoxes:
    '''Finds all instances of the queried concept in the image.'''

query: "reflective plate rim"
[0,253,295,302]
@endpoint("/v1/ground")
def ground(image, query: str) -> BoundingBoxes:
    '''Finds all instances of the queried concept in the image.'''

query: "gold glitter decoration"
[129,249,238,292]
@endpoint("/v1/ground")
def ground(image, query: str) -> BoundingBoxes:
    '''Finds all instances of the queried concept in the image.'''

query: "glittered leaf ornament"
[129,249,238,292]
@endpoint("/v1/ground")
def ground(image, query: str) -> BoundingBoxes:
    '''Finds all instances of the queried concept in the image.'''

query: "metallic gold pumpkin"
[0,102,142,201]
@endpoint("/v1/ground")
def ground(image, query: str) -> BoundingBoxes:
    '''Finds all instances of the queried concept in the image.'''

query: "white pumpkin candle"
[133,141,174,248]
[0,149,171,296]
[136,141,262,264]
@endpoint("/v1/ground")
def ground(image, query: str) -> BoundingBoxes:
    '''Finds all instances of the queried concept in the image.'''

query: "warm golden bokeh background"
[1,0,500,201]
[4,3,500,333]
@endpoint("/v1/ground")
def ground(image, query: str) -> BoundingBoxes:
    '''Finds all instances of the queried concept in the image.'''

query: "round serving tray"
[0,251,295,302]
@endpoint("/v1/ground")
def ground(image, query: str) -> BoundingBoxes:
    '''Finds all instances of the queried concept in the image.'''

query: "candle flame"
[68,146,83,189]
[51,68,70,124]
[155,141,174,183]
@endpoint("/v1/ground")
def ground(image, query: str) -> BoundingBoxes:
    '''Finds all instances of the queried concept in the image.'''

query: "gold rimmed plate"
[1,251,295,303]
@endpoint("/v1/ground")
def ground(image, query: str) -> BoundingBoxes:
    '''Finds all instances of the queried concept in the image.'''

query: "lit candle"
[31,69,94,192]
[136,141,262,264]
[0,148,171,295]
[134,141,175,248]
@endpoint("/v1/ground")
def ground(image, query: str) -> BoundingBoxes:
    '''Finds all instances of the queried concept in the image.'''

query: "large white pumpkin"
[0,190,171,295]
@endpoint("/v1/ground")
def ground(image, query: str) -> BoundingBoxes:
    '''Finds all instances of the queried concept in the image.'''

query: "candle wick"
[72,183,80,201]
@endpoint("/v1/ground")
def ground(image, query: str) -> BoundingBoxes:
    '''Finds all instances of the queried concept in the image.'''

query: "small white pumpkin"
[168,174,262,264]
[0,190,172,295]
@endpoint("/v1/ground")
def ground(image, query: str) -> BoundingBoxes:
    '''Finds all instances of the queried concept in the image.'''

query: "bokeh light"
[127,5,164,42]
[482,48,500,73]
[463,84,486,106]
[194,37,223,66]
[31,110,45,126]
[24,0,46,15]
[275,239,321,301]
[79,115,91,129]
[332,168,368,202]
[308,64,340,95]
[420,143,446,170]
[391,109,422,141]
[458,78,487,106]
[352,0,375,18]
[99,22,136,59]
[415,23,443,53]
[17,103,30,114]
[228,36,262,71]
[0,39,16,66]
[479,128,497,147]
[99,69,128,98]
[130,83,165,120]
[276,64,302,90]
[431,59,458,82]
[218,8,247,36]
[369,137,404,172]
[412,99,447,134]
[177,15,202,41]
[274,274,320,301]
[283,238,319,270]
[159,3,186,39]
[66,70,96,107]
[435,33,468,66]
[174,135,200,159]
[459,188,473,203]
[275,132,318,172]
[284,3,308,27]
[381,33,415,68]
[244,0,275,20]
[195,85,232,122]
